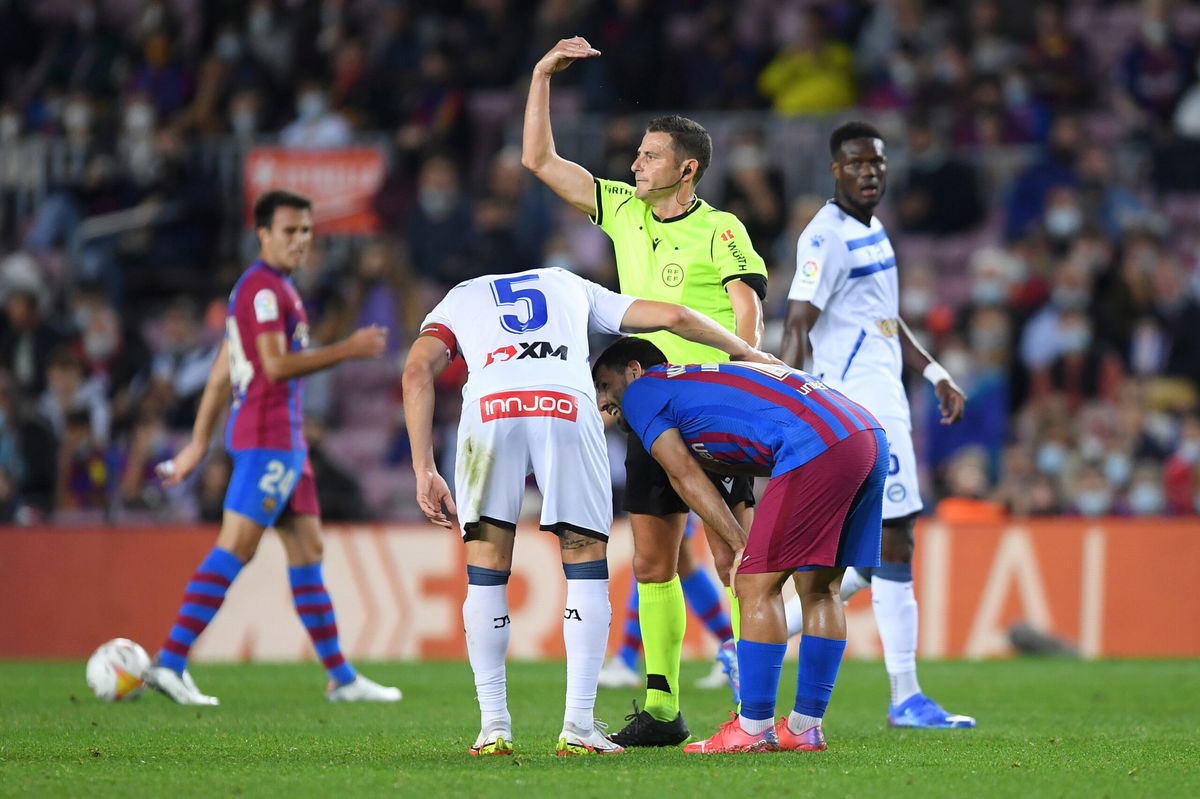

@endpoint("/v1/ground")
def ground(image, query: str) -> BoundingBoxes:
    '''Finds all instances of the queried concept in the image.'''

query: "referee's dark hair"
[253,190,313,231]
[592,336,668,380]
[829,121,885,158]
[647,115,712,184]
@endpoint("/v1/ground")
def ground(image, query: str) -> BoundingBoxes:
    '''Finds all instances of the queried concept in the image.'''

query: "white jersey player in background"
[780,122,975,729]
[402,267,779,756]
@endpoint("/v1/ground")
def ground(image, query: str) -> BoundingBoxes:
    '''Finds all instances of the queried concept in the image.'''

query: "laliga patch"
[887,483,907,502]
[800,260,820,279]
[253,288,279,322]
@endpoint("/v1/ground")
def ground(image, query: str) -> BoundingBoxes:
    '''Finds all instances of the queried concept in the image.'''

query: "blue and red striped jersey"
[223,260,307,452]
[620,362,881,476]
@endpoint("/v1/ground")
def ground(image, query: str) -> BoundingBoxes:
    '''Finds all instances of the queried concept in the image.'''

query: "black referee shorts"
[623,429,756,516]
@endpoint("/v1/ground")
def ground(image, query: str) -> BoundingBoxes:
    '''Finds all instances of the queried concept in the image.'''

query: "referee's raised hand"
[535,37,600,76]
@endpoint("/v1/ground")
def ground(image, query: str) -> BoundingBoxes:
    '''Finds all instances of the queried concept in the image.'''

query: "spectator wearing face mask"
[280,80,351,149]
[1003,113,1083,241]
[1019,260,1092,372]
[1120,460,1167,516]
[1070,462,1114,518]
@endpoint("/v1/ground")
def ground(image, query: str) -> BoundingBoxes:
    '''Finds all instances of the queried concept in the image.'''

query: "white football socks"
[871,575,922,706]
[738,714,775,735]
[463,583,511,732]
[788,711,823,734]
[562,577,611,730]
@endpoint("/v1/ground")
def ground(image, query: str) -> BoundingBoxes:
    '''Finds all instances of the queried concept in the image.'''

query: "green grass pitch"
[1,658,1197,798]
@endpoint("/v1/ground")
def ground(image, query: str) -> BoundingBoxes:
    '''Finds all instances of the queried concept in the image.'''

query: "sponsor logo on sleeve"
[800,260,819,279]
[253,289,279,322]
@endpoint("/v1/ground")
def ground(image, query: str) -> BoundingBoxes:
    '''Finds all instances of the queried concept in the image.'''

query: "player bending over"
[593,338,885,753]
[402,267,777,756]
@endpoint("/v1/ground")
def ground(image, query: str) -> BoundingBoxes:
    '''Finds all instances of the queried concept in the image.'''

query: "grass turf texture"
[1,659,1196,798]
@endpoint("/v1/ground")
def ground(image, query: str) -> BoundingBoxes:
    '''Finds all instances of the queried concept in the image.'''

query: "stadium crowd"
[1,0,1199,525]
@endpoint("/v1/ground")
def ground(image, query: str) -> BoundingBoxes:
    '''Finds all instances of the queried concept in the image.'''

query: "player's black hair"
[647,115,712,184]
[253,190,313,231]
[829,121,885,158]
[592,336,668,380]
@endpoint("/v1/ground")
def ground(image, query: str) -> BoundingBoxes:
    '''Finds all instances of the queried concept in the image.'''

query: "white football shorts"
[455,385,613,540]
[877,414,924,520]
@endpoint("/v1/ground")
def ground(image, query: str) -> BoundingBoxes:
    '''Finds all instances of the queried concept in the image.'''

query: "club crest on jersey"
[262,496,277,513]
[887,484,907,502]
[876,318,899,337]
[661,263,684,287]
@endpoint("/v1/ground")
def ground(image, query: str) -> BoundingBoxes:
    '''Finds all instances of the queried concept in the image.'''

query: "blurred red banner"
[243,147,386,234]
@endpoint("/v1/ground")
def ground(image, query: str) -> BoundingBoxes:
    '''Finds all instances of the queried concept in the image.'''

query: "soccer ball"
[86,638,151,701]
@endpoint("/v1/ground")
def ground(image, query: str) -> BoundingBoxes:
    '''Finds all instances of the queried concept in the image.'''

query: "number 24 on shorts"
[258,460,298,497]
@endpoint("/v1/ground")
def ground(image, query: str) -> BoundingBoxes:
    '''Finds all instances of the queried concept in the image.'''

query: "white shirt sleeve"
[580,273,638,335]
[419,294,454,332]
[788,225,847,310]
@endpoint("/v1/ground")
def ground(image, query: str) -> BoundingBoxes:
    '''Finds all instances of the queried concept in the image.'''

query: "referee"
[522,37,769,746]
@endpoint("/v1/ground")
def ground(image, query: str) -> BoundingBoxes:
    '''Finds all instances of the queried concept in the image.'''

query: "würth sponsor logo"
[480,390,578,422]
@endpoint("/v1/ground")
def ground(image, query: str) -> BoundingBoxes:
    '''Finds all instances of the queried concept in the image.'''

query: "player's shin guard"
[737,639,786,734]
[792,635,847,731]
[871,562,922,705]
[289,562,356,686]
[562,559,611,730]
[638,577,685,721]
[158,547,243,674]
[681,570,733,643]
[464,565,512,732]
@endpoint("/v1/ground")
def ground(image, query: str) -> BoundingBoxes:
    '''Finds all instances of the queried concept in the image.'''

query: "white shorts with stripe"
[455,384,613,540]
[877,414,924,520]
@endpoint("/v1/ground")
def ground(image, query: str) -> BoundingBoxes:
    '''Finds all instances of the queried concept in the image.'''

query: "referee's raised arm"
[522,37,601,216]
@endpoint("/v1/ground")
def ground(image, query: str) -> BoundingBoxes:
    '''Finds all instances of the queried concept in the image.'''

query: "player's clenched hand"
[734,347,785,367]
[346,325,388,359]
[935,379,966,425]
[156,439,206,487]
[534,37,600,76]
[416,469,458,529]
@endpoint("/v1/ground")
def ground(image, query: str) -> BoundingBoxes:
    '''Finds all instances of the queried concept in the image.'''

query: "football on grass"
[86,638,151,701]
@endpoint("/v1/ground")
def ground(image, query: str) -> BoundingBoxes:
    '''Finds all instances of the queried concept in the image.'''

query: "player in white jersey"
[781,122,975,730]
[401,267,778,756]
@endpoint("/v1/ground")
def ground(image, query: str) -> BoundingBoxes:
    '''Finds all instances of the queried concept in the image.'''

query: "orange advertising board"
[243,147,386,234]
[2,519,1197,661]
